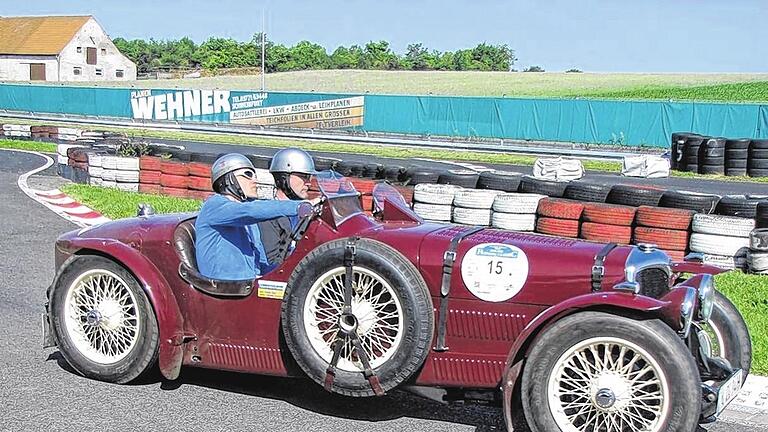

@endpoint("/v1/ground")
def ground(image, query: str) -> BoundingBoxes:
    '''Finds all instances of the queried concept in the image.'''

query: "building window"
[116,69,124,78]
[86,47,97,65]
[101,48,107,55]
[73,67,82,76]
[77,47,82,53]
[95,68,103,76]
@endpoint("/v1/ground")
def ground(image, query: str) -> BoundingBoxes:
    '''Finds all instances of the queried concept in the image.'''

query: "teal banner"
[1,83,766,148]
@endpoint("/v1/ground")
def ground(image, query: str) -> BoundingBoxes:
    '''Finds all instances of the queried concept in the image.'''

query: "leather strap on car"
[591,242,617,291]
[433,226,485,352]
[323,238,384,396]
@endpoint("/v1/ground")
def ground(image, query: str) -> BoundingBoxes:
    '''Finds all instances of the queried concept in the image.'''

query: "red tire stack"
[580,203,636,244]
[138,156,162,195]
[187,159,214,201]
[535,198,584,238]
[159,158,190,198]
[634,206,695,261]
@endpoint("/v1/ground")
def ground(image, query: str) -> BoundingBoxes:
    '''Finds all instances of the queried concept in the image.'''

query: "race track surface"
[0,149,764,431]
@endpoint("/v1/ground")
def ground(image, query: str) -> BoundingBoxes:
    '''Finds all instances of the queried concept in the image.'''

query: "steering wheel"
[289,198,325,244]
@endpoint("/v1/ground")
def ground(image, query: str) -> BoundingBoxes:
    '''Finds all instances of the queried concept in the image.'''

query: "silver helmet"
[269,148,316,174]
[211,153,255,185]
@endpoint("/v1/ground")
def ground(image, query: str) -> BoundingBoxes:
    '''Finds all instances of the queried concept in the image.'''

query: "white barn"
[0,15,136,82]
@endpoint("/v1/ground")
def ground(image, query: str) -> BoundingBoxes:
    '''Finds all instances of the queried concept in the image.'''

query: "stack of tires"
[725,139,750,177]
[87,152,106,187]
[698,138,726,175]
[30,126,58,142]
[659,190,720,214]
[634,206,694,261]
[101,156,139,192]
[187,153,216,201]
[581,203,636,244]
[138,156,162,195]
[491,193,543,231]
[66,147,90,184]
[476,170,522,192]
[3,124,31,140]
[438,170,479,188]
[535,198,583,238]
[159,155,191,198]
[670,132,692,170]
[749,139,768,178]
[55,127,82,142]
[452,189,503,226]
[748,228,768,275]
[519,176,569,197]
[680,135,704,173]
[606,184,665,207]
[412,184,459,223]
[689,214,753,270]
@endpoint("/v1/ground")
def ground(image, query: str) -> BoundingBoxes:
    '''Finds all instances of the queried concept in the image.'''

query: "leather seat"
[173,219,254,297]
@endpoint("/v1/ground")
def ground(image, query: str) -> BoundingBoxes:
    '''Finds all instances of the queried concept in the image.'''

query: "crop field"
[64,70,768,101]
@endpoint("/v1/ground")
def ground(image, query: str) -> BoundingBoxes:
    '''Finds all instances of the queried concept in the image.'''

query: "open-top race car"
[43,171,751,431]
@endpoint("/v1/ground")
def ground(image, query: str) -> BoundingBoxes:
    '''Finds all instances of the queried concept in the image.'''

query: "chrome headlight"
[680,288,696,338]
[697,274,715,322]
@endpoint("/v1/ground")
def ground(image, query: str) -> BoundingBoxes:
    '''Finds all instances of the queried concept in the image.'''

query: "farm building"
[0,15,135,82]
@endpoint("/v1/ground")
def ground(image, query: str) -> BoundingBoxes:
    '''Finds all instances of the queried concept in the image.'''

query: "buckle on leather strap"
[592,264,604,279]
[443,250,457,262]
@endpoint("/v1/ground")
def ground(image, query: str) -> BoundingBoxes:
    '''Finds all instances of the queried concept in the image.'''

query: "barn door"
[29,64,46,81]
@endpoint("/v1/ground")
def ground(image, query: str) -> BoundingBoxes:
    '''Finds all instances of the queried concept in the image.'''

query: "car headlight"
[697,274,715,322]
[680,288,696,338]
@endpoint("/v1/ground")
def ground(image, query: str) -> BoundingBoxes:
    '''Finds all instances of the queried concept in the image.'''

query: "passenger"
[258,148,316,266]
[194,153,319,281]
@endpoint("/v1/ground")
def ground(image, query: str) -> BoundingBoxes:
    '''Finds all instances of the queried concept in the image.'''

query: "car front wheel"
[521,312,700,432]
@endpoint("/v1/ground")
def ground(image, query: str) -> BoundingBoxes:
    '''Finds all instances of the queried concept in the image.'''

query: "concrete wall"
[59,18,136,82]
[0,55,59,81]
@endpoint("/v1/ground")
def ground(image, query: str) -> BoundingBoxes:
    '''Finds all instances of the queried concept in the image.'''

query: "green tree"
[523,65,545,72]
[403,43,431,70]
[364,40,400,70]
[285,41,331,70]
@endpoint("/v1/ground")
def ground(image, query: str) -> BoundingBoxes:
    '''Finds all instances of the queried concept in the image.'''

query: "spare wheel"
[282,238,433,397]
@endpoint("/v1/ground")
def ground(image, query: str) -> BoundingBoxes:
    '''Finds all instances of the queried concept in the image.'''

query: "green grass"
[60,184,201,219]
[0,139,56,153]
[714,271,768,375]
[671,170,768,184]
[54,70,768,102]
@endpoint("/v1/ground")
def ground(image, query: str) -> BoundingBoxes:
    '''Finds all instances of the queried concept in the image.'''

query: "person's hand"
[308,197,323,207]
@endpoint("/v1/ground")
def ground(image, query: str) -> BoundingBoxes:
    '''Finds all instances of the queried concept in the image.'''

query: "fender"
[62,237,186,380]
[500,291,669,431]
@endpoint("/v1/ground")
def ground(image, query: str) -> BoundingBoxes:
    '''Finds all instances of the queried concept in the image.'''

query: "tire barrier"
[563,181,612,203]
[536,217,580,238]
[453,189,503,210]
[758,202,768,228]
[412,184,458,221]
[581,222,632,244]
[519,176,568,197]
[715,195,768,219]
[413,202,452,222]
[537,198,585,220]
[492,193,545,214]
[491,212,536,231]
[658,190,720,214]
[3,124,31,139]
[671,133,768,178]
[634,227,690,251]
[160,159,189,176]
[635,206,695,230]
[690,214,753,270]
[582,202,636,226]
[476,170,522,192]
[748,229,768,274]
[438,169,479,188]
[606,184,666,207]
[453,206,492,226]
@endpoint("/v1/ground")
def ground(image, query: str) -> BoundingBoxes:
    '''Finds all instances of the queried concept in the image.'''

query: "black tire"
[751,139,768,150]
[726,149,749,160]
[684,163,699,173]
[725,168,748,177]
[702,291,752,382]
[659,190,720,213]
[281,238,433,397]
[715,195,768,218]
[518,176,567,197]
[726,138,751,150]
[362,163,383,179]
[606,184,666,207]
[725,158,748,169]
[563,181,612,202]
[748,168,768,178]
[438,170,479,188]
[336,161,364,177]
[521,312,701,432]
[383,165,406,183]
[245,154,271,169]
[168,149,192,162]
[751,149,768,159]
[747,158,768,169]
[699,164,725,175]
[49,255,159,384]
[313,157,338,172]
[406,167,442,185]
[477,170,522,192]
[758,202,768,228]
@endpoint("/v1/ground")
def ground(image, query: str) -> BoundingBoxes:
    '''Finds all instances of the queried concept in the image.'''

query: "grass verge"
[58,183,768,374]
[0,139,57,153]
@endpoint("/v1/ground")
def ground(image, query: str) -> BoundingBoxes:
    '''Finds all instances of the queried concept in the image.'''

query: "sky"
[2,0,767,72]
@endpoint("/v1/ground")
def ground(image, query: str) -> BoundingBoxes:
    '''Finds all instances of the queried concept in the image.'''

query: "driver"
[258,148,316,266]
[195,153,319,281]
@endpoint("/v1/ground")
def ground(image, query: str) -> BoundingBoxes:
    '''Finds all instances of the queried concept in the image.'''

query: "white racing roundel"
[460,243,529,302]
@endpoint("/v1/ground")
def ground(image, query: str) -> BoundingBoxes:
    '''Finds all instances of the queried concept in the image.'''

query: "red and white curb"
[8,148,111,227]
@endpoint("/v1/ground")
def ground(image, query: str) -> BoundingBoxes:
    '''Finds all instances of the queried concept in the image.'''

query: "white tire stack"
[100,156,140,191]
[412,184,461,222]
[747,228,768,275]
[56,144,80,166]
[491,193,545,231]
[2,124,31,139]
[56,127,82,142]
[690,214,753,270]
[87,152,104,186]
[452,189,503,225]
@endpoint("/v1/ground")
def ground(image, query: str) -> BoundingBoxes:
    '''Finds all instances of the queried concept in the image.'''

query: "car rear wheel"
[50,255,159,383]
[282,238,433,397]
[521,312,700,432]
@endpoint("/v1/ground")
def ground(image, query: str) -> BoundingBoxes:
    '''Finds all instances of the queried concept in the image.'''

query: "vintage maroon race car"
[43,172,751,431]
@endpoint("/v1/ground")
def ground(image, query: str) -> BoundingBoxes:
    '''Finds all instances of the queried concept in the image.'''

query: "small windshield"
[372,182,419,218]
[314,170,363,224]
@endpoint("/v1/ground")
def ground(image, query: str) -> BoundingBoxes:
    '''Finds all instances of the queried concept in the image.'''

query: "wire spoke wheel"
[548,337,670,432]
[63,269,140,364]
[304,266,404,372]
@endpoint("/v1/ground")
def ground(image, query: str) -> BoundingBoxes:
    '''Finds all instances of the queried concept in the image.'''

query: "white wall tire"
[692,214,755,237]
[493,193,546,213]
[690,233,750,256]
[453,207,492,225]
[413,183,461,205]
[413,202,452,221]
[491,212,536,231]
[453,189,503,209]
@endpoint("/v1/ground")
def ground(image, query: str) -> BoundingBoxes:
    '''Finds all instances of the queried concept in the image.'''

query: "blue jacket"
[195,194,303,280]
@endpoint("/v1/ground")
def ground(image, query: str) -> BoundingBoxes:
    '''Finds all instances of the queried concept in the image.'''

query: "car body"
[44,175,750,432]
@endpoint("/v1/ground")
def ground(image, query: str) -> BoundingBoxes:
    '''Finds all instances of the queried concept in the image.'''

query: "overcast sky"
[3,0,767,72]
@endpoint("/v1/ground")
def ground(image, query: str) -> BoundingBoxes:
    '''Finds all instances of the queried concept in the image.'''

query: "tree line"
[112,34,519,73]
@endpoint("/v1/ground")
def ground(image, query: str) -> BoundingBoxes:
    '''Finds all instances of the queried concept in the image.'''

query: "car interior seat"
[173,218,255,297]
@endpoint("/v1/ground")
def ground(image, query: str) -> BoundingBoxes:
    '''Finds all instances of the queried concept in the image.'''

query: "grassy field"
[52,70,768,101]
[57,183,768,375]
[0,139,56,153]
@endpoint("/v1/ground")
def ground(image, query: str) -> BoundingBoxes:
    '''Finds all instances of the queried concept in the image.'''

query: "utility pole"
[261,9,266,91]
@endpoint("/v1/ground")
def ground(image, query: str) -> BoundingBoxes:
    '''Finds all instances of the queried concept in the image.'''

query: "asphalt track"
[151,137,768,196]
[0,149,764,432]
